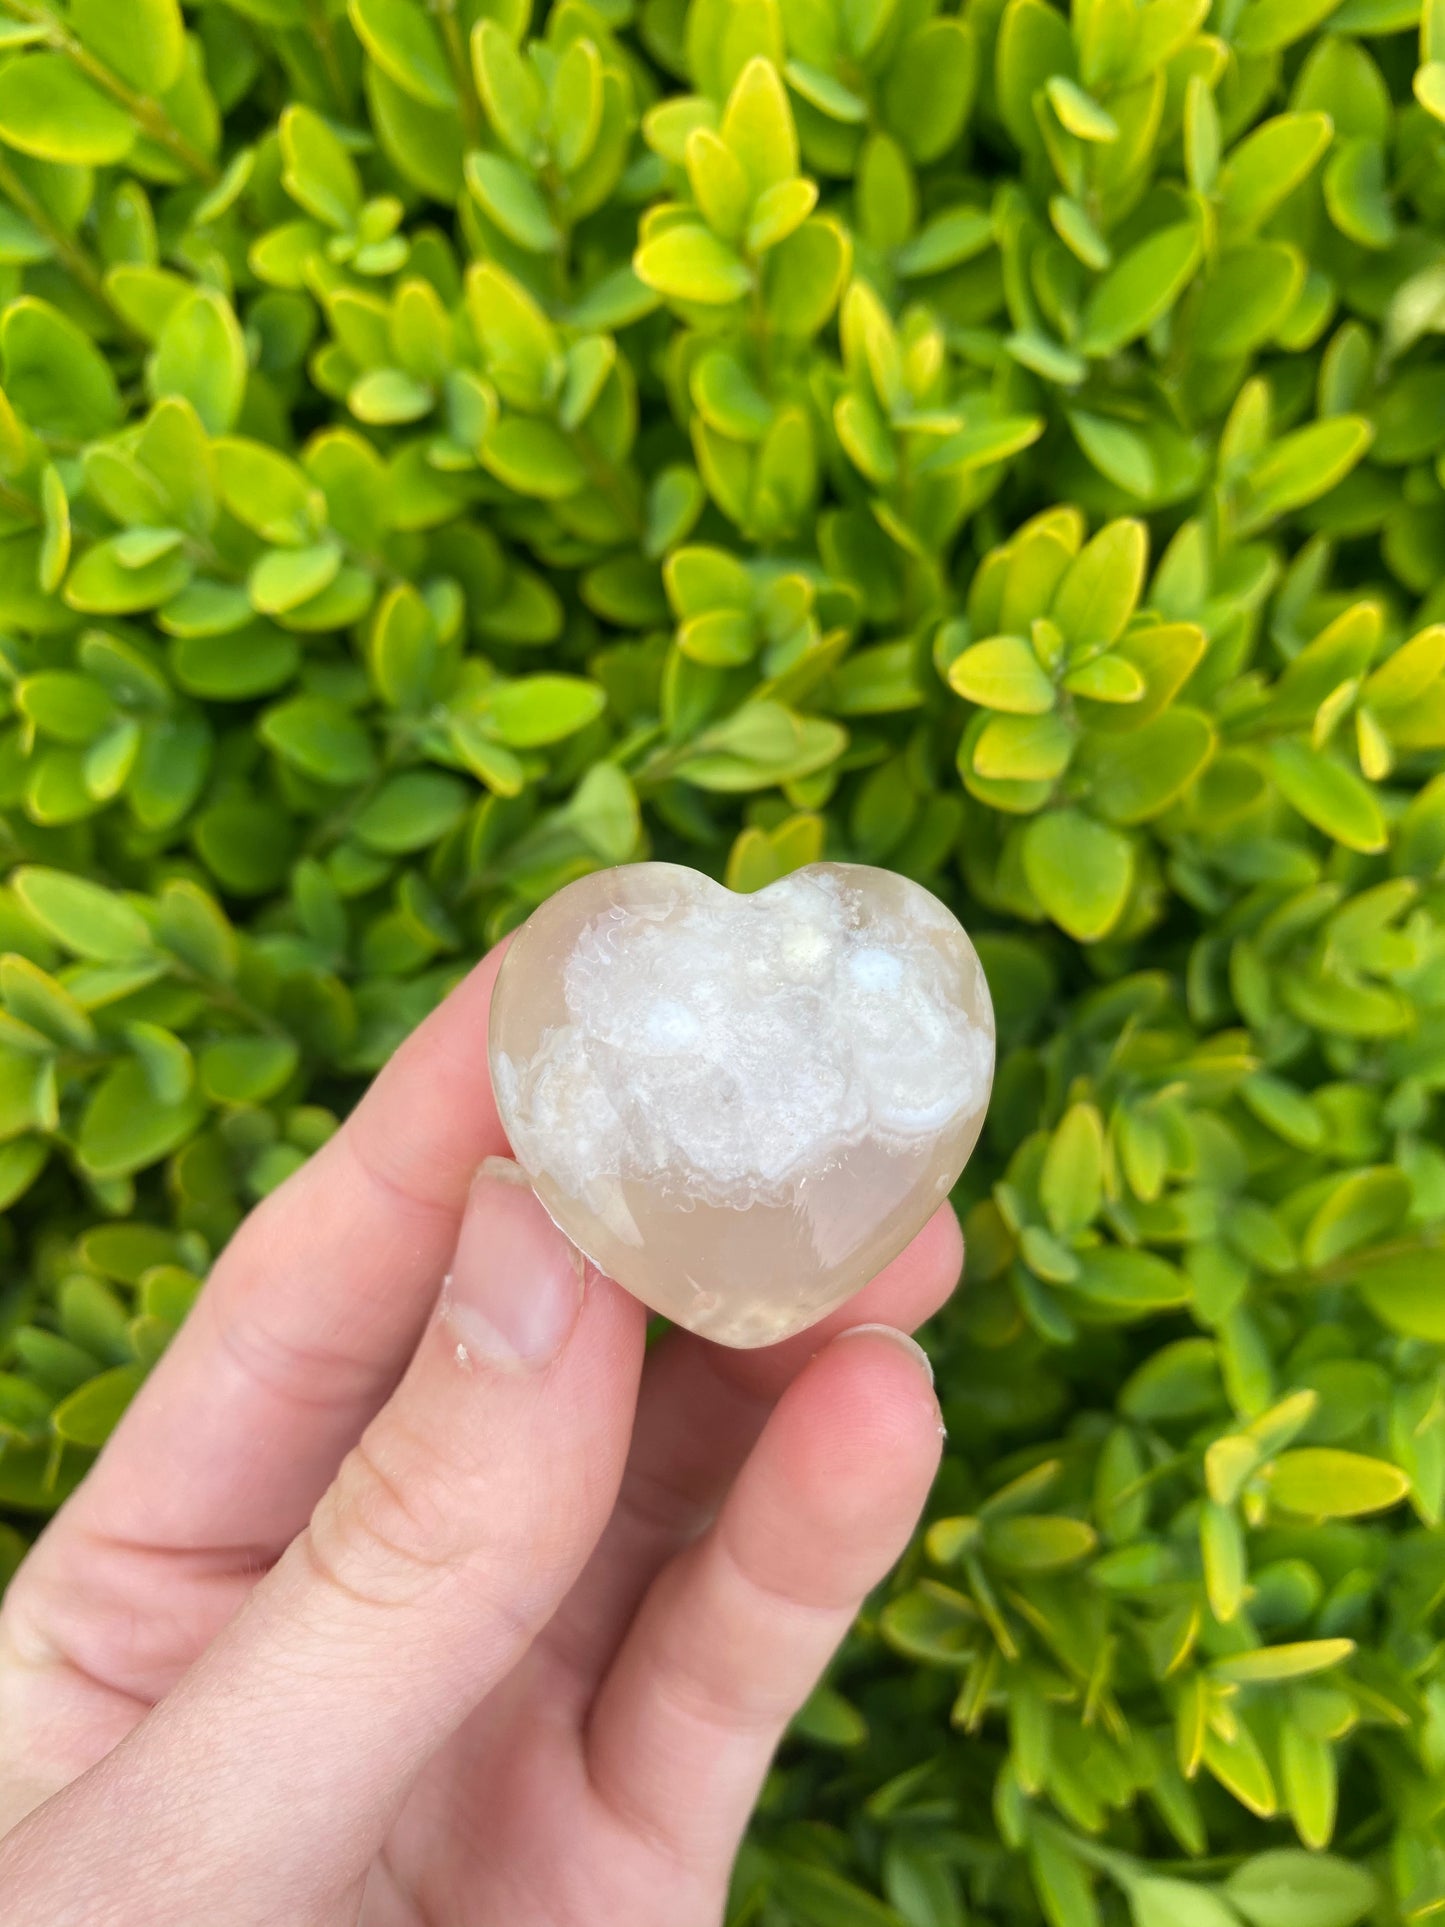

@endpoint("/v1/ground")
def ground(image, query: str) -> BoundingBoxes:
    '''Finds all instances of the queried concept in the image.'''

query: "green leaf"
[984,1513,1097,1569]
[1063,654,1145,702]
[0,55,136,165]
[748,176,818,252]
[1301,1167,1411,1268]
[485,676,607,747]
[472,17,544,162]
[765,216,851,335]
[12,868,153,962]
[1213,1640,1355,1684]
[771,1859,908,1927]
[1193,245,1305,358]
[481,418,588,500]
[1269,741,1386,853]
[1127,1879,1240,1927]
[1085,709,1215,824]
[172,624,301,700]
[1237,417,1374,533]
[149,291,249,436]
[50,1365,146,1449]
[1075,1247,1191,1311]
[721,56,798,196]
[1218,114,1333,233]
[896,206,993,276]
[1415,59,1445,121]
[78,1060,204,1179]
[214,439,323,547]
[974,711,1074,781]
[0,1050,55,1142]
[995,0,1075,157]
[73,0,185,94]
[125,1021,193,1107]
[793,1683,868,1749]
[353,771,471,852]
[1052,519,1146,652]
[1240,1072,1324,1149]
[1023,810,1134,941]
[882,19,976,162]
[567,763,640,862]
[1068,410,1155,497]
[1268,1448,1411,1518]
[260,696,377,785]
[948,636,1055,714]
[199,1036,300,1104]
[465,263,563,411]
[666,545,753,614]
[250,543,343,616]
[635,223,752,304]
[1235,0,1341,55]
[1079,226,1201,357]
[1041,1102,1105,1236]
[465,151,560,252]
[280,104,363,230]
[1325,138,1396,249]
[18,670,113,745]
[1030,1831,1103,1927]
[1046,76,1118,142]
[1358,1251,1445,1339]
[1225,1853,1376,1927]
[156,880,238,982]
[0,955,94,1048]
[349,367,433,424]
[348,0,457,108]
[551,38,603,175]
[3,297,123,440]
[685,127,750,240]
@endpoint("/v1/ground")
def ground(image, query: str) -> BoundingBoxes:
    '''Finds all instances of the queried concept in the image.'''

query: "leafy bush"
[2,0,1445,1917]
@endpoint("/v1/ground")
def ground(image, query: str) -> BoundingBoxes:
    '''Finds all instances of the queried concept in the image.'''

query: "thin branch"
[0,147,140,341]
[0,0,219,185]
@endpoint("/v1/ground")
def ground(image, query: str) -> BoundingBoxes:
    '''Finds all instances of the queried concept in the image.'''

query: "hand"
[0,942,960,1927]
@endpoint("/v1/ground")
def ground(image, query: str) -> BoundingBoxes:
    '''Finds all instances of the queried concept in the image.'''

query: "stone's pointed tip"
[491,861,994,1349]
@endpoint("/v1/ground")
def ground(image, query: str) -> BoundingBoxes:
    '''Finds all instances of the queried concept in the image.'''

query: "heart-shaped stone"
[490,862,995,1347]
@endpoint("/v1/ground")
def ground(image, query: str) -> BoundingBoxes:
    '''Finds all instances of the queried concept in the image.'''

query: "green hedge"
[0,0,1444,1919]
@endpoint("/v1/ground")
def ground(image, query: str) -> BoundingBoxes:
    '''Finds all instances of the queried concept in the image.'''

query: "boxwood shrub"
[1,0,1444,1919]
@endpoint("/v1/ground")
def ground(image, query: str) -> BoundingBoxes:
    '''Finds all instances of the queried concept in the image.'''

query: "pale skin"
[0,941,962,1927]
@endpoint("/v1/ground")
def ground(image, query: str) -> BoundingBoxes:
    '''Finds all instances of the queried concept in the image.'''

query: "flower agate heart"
[489,862,994,1347]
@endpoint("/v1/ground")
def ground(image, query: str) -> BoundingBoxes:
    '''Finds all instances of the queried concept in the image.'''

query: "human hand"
[0,941,961,1927]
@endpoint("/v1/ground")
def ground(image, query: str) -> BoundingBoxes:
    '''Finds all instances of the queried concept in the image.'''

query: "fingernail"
[443,1158,585,1371]
[835,1322,935,1385]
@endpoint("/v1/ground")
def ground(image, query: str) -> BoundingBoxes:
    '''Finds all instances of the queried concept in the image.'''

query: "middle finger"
[536,1200,963,1691]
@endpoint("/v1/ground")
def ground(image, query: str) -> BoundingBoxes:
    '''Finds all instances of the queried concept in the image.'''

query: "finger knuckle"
[301,1427,461,1612]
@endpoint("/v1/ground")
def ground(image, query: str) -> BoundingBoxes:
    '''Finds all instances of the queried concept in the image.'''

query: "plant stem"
[307,0,354,117]
[431,0,480,148]
[0,148,136,338]
[573,432,646,539]
[0,0,219,184]
[169,959,294,1042]
[1307,1231,1441,1290]
[0,474,39,527]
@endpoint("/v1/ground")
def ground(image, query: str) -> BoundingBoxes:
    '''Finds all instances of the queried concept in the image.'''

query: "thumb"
[3,1165,645,1923]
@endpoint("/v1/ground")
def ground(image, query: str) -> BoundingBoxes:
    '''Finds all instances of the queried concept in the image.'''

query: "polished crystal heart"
[489,862,995,1347]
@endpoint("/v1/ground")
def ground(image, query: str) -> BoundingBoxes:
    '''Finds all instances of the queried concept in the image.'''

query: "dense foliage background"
[1,0,1444,1918]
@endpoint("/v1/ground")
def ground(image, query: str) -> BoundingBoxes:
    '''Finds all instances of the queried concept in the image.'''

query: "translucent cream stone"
[490,862,995,1348]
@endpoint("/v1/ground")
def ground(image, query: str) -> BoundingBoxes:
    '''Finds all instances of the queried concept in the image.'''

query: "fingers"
[34,947,514,1592]
[581,1327,943,1891]
[541,1201,962,1686]
[2,1175,646,1918]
